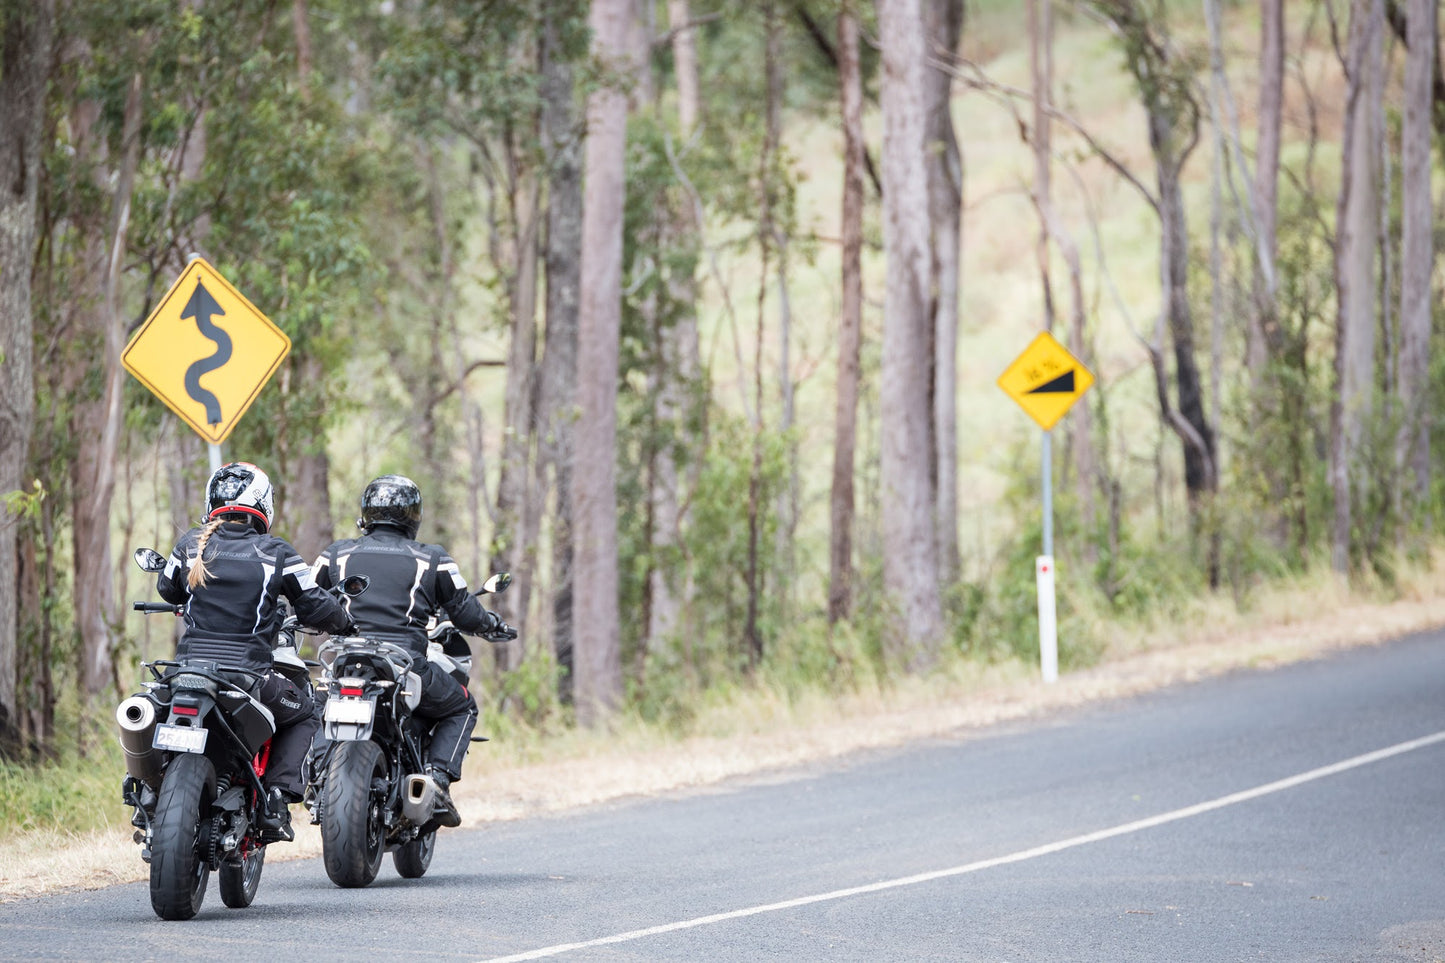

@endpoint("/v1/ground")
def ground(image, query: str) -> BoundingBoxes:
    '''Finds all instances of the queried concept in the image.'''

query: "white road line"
[479,729,1445,962]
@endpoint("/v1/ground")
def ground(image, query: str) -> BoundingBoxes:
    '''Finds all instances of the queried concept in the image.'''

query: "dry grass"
[7,562,1445,904]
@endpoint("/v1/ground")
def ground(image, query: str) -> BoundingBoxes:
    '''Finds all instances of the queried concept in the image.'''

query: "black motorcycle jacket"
[313,527,497,657]
[158,520,353,671]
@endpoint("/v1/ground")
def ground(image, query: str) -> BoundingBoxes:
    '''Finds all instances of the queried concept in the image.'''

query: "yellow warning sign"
[122,258,290,445]
[997,331,1095,431]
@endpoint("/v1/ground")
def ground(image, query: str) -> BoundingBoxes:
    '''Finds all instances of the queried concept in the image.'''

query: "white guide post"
[1038,430,1058,683]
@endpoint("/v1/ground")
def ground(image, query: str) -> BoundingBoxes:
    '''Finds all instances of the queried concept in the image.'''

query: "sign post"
[997,331,1095,683]
[123,257,291,461]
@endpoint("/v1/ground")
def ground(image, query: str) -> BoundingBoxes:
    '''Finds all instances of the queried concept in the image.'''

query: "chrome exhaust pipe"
[116,695,163,789]
[402,773,460,827]
[402,773,437,824]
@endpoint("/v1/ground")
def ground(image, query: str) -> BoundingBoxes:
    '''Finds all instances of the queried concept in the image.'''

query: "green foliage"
[1,480,45,523]
[625,416,795,725]
[0,697,126,835]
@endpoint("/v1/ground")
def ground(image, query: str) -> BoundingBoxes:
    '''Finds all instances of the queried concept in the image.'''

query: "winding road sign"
[122,258,290,445]
[997,331,1095,432]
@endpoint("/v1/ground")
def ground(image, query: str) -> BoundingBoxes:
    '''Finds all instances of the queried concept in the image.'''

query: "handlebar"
[484,622,518,643]
[133,601,182,614]
[430,617,518,644]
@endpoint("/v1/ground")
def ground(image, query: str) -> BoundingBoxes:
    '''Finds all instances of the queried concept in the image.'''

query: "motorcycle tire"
[392,830,435,879]
[149,753,215,920]
[320,739,386,888]
[218,840,266,908]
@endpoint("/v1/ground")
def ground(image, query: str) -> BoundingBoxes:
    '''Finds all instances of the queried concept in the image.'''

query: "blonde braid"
[186,518,227,590]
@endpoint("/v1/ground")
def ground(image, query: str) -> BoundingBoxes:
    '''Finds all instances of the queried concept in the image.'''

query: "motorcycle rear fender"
[165,691,214,725]
[213,784,247,813]
[323,695,378,742]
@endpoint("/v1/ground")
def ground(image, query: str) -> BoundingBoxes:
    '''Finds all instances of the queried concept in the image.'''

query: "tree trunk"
[492,167,540,673]
[667,0,700,134]
[1029,0,1055,334]
[289,0,332,563]
[69,69,144,704]
[645,0,705,659]
[538,3,583,703]
[572,0,629,724]
[0,0,53,751]
[1031,0,1098,549]
[1157,147,1216,510]
[828,0,865,625]
[1251,0,1284,376]
[1397,0,1434,534]
[878,0,944,667]
[925,0,963,586]
[1331,0,1385,573]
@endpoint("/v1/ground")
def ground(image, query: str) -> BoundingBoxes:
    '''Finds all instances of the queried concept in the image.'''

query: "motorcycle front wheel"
[392,830,435,879]
[149,752,215,920]
[320,739,387,888]
[218,838,266,908]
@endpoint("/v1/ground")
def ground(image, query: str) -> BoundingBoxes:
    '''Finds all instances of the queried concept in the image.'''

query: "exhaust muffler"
[403,772,460,828]
[116,695,164,789]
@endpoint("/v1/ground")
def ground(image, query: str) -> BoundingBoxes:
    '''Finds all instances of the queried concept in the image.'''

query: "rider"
[157,461,355,842]
[311,474,503,816]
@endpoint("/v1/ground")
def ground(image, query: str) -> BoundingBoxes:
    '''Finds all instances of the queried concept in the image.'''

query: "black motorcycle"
[118,547,363,920]
[308,573,516,888]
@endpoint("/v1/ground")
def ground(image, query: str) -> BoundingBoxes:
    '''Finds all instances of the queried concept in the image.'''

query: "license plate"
[325,698,374,725]
[153,723,208,753]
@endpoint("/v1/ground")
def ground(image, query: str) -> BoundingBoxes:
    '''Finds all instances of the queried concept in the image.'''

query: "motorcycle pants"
[255,670,319,800]
[414,661,478,781]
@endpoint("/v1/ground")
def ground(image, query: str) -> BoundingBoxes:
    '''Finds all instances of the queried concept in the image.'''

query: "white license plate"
[325,698,374,725]
[153,723,208,754]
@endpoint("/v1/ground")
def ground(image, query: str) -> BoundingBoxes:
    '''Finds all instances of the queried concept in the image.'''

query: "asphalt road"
[5,630,1445,962]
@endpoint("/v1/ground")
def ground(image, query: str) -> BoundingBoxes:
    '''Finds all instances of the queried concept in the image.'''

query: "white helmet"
[205,462,275,532]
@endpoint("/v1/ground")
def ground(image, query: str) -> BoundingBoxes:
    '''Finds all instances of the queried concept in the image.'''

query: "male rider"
[311,474,503,816]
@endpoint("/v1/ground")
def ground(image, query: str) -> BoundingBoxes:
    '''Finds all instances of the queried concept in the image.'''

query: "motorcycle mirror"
[133,548,166,573]
[340,574,371,597]
[481,572,512,596]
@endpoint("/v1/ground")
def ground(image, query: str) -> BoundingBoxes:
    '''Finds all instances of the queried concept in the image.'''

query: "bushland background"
[1,0,1442,891]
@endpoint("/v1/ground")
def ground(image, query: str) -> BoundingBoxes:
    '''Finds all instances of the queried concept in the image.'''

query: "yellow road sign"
[997,331,1095,431]
[122,258,290,445]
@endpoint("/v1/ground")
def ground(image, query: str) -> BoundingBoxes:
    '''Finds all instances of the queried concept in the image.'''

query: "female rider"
[157,461,354,841]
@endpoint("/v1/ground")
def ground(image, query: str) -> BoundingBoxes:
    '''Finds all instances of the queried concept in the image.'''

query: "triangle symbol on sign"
[1027,370,1075,394]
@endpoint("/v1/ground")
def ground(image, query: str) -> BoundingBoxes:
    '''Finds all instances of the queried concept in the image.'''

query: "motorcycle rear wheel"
[149,753,215,920]
[392,830,435,879]
[320,740,387,888]
[218,840,266,908]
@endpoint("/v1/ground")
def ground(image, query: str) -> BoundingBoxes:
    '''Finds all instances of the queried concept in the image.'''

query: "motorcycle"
[307,573,517,888]
[117,547,365,920]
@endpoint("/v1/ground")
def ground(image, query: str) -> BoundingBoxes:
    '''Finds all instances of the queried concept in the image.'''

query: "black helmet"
[359,474,422,539]
[205,462,274,532]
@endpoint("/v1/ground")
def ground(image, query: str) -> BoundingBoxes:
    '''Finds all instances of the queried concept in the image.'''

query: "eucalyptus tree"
[878,0,944,666]
[1397,0,1434,538]
[1084,0,1217,581]
[1330,0,1385,572]
[535,0,587,700]
[924,0,963,586]
[0,0,54,752]
[828,0,867,625]
[573,0,632,724]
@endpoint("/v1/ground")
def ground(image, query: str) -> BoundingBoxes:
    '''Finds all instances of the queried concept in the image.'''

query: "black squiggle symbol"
[182,280,231,425]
